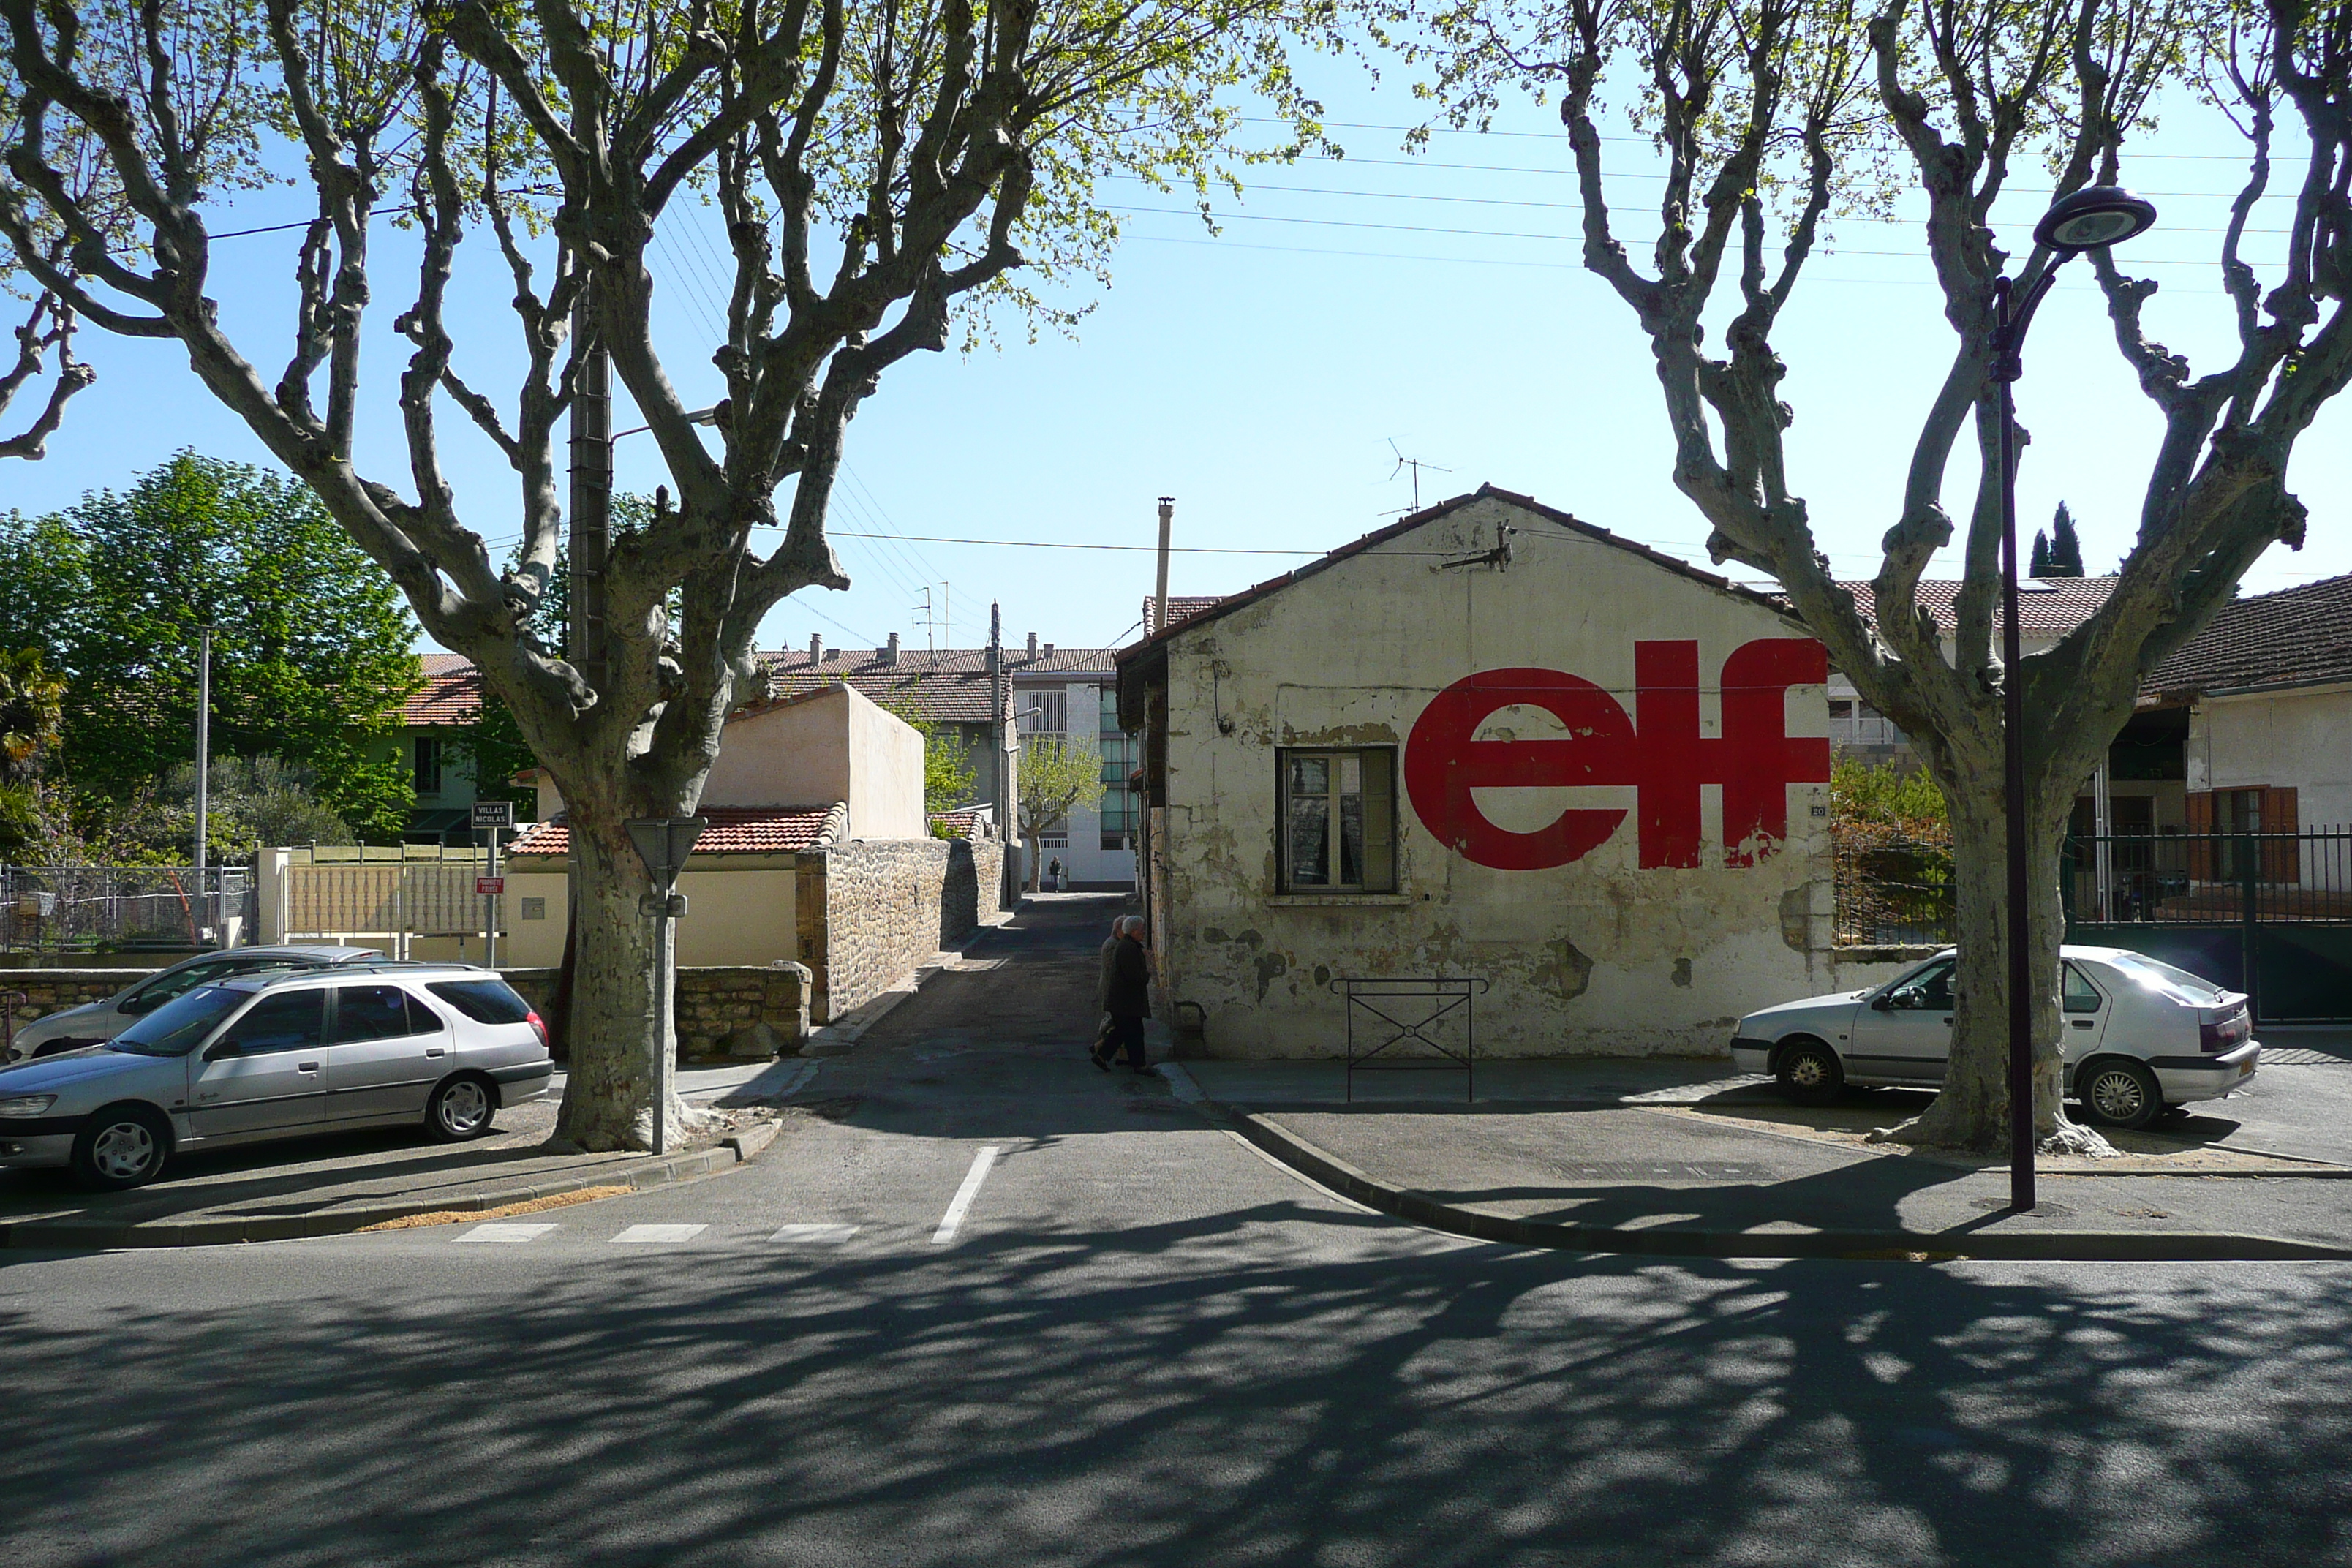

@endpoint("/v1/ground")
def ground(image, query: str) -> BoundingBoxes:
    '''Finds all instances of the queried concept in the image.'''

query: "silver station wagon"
[1730,945,2260,1130]
[0,964,554,1190]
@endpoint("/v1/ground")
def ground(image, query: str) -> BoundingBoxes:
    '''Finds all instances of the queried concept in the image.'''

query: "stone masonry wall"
[802,834,1003,1023]
[0,970,144,1051]
[497,965,813,1060]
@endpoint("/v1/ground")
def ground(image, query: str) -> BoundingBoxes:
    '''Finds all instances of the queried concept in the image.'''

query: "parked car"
[1729,946,2259,1129]
[6,945,382,1063]
[0,964,554,1190]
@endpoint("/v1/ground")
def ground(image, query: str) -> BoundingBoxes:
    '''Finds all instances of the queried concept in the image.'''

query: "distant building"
[362,653,492,843]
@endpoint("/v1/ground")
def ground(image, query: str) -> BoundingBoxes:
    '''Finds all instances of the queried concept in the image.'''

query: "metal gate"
[2064,829,2352,1025]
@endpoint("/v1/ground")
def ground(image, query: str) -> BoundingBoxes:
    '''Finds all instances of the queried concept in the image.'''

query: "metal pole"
[2093,763,2114,923]
[1995,276,2036,1213]
[1154,497,1174,637]
[652,898,674,1156]
[195,626,211,943]
[485,827,500,970]
[568,290,612,692]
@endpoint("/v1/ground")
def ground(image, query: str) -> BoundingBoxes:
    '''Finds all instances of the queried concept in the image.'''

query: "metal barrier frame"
[1330,976,1489,1104]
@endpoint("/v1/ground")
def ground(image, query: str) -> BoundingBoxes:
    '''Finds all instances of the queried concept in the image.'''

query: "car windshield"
[108,985,246,1056]
[2106,952,2231,1006]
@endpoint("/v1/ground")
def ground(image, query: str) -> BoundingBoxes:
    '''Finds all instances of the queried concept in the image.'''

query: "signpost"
[625,816,707,1156]
[472,801,515,968]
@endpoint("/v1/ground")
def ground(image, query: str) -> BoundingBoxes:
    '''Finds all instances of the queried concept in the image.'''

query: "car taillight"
[526,1010,550,1050]
[2201,1008,2250,1052]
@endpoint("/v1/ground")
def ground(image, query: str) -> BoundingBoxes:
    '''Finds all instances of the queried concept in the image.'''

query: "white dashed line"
[611,1224,708,1245]
[769,1224,861,1244]
[931,1147,1001,1245]
[456,1222,559,1243]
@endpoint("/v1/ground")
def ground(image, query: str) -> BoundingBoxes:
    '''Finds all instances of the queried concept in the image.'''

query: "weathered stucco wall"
[1156,493,1842,1058]
[802,834,1004,1022]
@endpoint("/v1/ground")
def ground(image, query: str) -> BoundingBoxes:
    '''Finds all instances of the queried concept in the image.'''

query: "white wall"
[1156,493,1836,1059]
[2190,684,2352,828]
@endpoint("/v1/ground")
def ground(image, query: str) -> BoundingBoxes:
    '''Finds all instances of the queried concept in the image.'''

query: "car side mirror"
[118,990,159,1017]
[1869,994,1893,1011]
[203,1037,244,1062]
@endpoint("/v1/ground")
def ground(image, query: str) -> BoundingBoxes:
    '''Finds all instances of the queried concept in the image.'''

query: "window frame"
[1275,746,1399,895]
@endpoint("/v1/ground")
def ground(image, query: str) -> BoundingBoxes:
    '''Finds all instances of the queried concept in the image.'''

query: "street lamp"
[1992,185,2157,1212]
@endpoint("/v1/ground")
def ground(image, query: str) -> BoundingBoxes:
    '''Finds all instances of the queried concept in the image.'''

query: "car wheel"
[2077,1059,2163,1131]
[1774,1039,1844,1106]
[70,1105,172,1191]
[426,1074,497,1142]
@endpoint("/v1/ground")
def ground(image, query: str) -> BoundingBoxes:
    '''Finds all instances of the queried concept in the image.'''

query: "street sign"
[475,876,506,896]
[471,799,516,830]
[625,816,709,893]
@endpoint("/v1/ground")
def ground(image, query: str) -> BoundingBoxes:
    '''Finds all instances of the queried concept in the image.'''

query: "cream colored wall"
[696,682,924,837]
[1157,493,1835,1059]
[500,860,799,968]
[2190,685,2352,828]
[845,688,927,839]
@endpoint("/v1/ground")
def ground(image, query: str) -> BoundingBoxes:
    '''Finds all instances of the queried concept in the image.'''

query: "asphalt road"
[6,895,2351,1567]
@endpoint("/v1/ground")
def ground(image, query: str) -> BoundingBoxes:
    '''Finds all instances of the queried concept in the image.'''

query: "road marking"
[611,1224,708,1245]
[457,1222,558,1243]
[769,1223,861,1244]
[931,1146,1001,1245]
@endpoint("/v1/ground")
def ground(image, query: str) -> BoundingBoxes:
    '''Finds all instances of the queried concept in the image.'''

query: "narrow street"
[4,897,2351,1567]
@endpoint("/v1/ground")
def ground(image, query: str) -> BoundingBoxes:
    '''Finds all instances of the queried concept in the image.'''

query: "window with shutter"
[1275,747,1399,894]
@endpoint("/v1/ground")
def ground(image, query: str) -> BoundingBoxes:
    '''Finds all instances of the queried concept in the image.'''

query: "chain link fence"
[0,864,255,954]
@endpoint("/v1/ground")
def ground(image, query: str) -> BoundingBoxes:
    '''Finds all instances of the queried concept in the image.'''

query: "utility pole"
[1154,497,1174,638]
[914,587,936,654]
[568,290,612,691]
[194,625,212,943]
[989,601,1016,902]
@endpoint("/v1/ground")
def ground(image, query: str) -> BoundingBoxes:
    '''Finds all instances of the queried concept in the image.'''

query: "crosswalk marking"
[931,1147,1001,1245]
[456,1222,558,1243]
[769,1224,860,1244]
[611,1224,708,1245]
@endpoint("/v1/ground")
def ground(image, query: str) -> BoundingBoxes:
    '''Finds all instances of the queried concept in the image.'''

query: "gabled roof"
[1141,595,1225,637]
[404,652,481,727]
[757,643,1115,725]
[1115,484,1799,669]
[506,805,834,858]
[2144,574,2352,698]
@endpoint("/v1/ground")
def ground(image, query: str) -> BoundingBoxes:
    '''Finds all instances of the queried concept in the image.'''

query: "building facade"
[1118,487,1842,1058]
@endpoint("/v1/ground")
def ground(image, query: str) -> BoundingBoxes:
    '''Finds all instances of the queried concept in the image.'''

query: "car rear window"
[427,979,535,1025]
[2106,952,2231,1006]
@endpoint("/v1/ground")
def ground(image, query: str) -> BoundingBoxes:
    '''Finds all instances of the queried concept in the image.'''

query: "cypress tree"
[2048,503,2086,576]
[2030,531,2053,578]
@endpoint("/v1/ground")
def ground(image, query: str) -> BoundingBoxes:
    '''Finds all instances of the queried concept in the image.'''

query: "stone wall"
[800,834,1003,1022]
[0,970,143,1050]
[500,964,813,1060]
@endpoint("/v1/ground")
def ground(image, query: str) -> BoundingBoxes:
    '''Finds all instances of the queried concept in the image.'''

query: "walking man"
[1088,915,1127,1068]
[1094,917,1153,1074]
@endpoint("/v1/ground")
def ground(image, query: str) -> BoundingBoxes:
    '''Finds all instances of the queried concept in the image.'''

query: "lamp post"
[1992,186,2157,1212]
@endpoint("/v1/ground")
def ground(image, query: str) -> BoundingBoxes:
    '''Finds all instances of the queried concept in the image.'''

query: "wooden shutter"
[2185,790,2215,881]
[1362,749,1398,892]
[2264,785,2302,884]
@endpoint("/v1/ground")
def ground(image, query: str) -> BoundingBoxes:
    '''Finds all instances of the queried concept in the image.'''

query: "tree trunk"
[550,789,690,1153]
[1877,761,2109,1156]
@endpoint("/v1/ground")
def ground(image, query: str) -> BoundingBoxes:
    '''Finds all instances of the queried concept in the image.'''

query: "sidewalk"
[1172,1055,2352,1262]
[0,1083,796,1251]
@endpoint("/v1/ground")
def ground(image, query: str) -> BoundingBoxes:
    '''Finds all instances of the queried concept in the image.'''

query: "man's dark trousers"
[1105,1014,1147,1071]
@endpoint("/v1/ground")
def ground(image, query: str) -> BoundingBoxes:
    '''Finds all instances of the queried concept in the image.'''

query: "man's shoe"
[1090,1051,1112,1072]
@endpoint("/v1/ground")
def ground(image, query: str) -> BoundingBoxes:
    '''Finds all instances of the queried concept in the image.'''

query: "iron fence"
[0,864,255,954]
[1831,826,1955,946]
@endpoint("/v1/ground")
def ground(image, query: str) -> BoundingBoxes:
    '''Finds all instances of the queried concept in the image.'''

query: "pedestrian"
[1096,916,1153,1074]
[1047,856,1066,892]
[1088,915,1128,1069]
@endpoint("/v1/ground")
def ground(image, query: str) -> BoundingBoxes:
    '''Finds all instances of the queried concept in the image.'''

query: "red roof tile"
[506,806,833,858]
[1838,576,2119,637]
[1141,595,1225,636]
[404,652,483,727]
[2145,574,2352,697]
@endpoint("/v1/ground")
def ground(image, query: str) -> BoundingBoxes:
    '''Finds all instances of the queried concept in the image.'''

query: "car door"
[186,990,330,1138]
[323,984,447,1121]
[1846,957,1956,1082]
[2059,960,2111,1069]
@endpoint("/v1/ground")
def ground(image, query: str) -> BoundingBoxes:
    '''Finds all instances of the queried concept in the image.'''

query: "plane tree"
[1373,0,2352,1150]
[0,0,1309,1148]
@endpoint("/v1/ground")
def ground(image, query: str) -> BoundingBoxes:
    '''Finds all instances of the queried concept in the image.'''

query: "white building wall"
[1156,494,1836,1058]
[2190,684,2352,827]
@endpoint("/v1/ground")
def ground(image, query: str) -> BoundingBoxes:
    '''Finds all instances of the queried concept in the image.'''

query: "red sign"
[475,876,506,896]
[1403,638,1831,870]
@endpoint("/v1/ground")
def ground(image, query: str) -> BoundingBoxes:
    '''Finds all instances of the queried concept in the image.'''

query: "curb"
[1162,1069,2352,1264]
[0,1118,783,1253]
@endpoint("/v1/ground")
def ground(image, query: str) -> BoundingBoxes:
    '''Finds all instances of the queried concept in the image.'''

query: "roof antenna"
[1386,440,1452,516]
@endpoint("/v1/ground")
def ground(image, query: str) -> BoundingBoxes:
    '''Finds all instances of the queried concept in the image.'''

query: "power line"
[1244,116,2261,162]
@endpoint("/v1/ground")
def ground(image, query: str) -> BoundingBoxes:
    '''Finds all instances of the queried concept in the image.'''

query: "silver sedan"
[6,944,382,1062]
[0,964,554,1189]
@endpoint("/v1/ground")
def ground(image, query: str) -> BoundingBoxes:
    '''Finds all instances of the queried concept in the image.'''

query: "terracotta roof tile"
[1842,576,2119,637]
[404,652,482,727]
[2145,574,2352,697]
[1141,595,1225,636]
[756,643,1117,725]
[506,805,833,858]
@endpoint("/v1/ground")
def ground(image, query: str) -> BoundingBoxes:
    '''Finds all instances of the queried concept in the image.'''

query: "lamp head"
[2034,186,2157,254]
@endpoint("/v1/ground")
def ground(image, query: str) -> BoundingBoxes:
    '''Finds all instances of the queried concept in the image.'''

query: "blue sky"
[7,51,2341,658]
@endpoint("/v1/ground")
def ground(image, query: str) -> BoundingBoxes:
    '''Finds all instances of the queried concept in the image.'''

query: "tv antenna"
[913,587,935,654]
[1387,440,1452,514]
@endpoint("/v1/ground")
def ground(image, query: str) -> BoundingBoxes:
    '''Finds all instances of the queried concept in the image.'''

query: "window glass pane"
[1290,756,1327,796]
[334,984,415,1043]
[1286,755,1330,887]
[2062,963,2104,1014]
[219,991,325,1055]
[427,979,533,1024]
